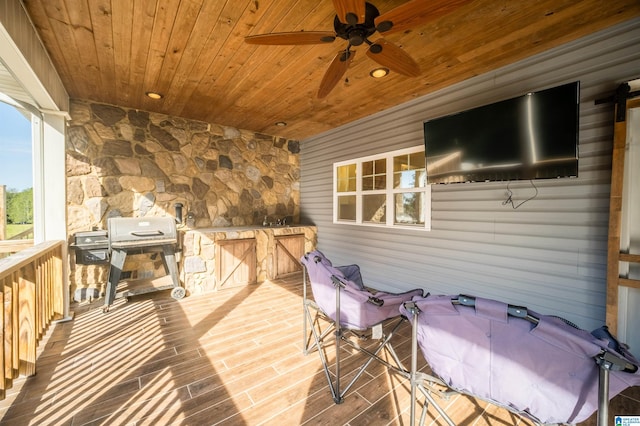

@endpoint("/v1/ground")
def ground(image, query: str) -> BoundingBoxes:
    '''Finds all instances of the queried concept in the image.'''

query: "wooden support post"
[605,95,640,334]
[605,107,627,333]
[0,185,5,241]
[0,281,5,400]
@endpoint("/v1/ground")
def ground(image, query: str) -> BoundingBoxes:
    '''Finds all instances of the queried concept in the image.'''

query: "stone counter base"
[181,226,317,295]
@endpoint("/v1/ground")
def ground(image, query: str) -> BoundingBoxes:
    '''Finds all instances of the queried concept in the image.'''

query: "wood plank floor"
[0,275,638,425]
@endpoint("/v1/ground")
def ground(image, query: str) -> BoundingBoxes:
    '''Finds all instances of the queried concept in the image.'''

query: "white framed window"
[334,146,431,230]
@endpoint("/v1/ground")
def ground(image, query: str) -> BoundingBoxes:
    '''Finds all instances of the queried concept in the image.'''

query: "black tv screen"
[423,81,579,184]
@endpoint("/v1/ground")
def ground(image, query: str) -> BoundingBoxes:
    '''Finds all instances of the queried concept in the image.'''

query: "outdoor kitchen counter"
[180,225,317,295]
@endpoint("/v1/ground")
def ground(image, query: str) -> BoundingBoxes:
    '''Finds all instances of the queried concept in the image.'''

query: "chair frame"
[302,261,411,404]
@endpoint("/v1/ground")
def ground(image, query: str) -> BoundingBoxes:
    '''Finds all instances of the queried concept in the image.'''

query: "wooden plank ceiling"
[21,0,640,140]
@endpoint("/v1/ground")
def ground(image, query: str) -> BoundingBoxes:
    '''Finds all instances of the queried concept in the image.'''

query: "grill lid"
[108,217,177,248]
[72,230,109,248]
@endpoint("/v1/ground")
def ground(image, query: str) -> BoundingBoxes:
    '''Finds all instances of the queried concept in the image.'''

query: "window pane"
[393,154,407,173]
[362,161,373,175]
[337,195,356,221]
[409,152,424,169]
[394,192,425,225]
[337,164,356,192]
[362,194,386,223]
[362,176,374,191]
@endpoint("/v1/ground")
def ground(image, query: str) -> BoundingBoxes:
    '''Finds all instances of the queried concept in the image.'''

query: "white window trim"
[333,145,431,231]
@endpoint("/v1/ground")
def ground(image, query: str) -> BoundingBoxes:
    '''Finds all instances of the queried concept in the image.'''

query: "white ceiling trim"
[0,21,64,114]
[0,57,35,107]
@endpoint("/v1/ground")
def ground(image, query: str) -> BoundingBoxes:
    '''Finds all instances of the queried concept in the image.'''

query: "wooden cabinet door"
[274,234,304,279]
[216,238,256,289]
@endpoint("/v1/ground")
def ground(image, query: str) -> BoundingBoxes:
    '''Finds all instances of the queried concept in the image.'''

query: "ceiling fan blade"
[375,0,473,34]
[245,31,336,45]
[318,50,356,99]
[366,39,419,77]
[332,0,366,25]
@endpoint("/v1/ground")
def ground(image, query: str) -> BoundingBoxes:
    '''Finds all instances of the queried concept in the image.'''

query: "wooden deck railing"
[9,227,35,240]
[0,240,65,400]
[0,239,34,260]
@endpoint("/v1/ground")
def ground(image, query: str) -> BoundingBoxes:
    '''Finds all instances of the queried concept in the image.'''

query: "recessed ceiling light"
[275,121,287,127]
[369,68,389,78]
[145,91,163,100]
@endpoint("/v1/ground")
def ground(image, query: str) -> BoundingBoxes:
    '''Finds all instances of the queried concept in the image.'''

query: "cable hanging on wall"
[502,180,538,209]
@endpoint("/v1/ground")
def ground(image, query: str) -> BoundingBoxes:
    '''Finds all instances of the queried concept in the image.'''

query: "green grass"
[5,223,34,239]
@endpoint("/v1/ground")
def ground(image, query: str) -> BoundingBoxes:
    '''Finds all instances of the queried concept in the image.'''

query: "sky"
[0,101,32,192]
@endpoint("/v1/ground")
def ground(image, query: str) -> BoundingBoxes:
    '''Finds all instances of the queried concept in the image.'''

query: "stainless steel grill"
[104,216,184,312]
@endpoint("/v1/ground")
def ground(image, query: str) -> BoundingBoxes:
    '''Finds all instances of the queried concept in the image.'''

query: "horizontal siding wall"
[300,18,640,331]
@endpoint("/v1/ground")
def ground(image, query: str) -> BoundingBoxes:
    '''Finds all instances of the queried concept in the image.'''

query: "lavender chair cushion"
[301,250,423,330]
[400,294,640,424]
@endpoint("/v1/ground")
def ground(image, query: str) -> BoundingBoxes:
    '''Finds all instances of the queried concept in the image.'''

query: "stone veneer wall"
[66,99,301,294]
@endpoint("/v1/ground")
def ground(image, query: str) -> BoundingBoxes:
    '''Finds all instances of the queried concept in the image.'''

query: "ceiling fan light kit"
[245,0,472,98]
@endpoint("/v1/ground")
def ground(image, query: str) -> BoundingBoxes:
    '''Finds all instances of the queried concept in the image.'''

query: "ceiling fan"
[245,0,472,98]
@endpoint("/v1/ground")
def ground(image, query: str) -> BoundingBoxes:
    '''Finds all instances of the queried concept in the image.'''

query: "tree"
[6,188,33,224]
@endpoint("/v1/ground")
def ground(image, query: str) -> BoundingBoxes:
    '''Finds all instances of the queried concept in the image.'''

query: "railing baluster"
[0,241,65,400]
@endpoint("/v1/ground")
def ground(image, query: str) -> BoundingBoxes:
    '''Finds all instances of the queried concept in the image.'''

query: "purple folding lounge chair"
[301,250,424,403]
[400,294,640,426]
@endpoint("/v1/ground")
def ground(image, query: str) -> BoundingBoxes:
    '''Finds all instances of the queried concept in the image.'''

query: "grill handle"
[130,230,165,237]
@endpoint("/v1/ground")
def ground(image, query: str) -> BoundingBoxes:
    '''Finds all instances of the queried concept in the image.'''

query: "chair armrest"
[371,288,424,306]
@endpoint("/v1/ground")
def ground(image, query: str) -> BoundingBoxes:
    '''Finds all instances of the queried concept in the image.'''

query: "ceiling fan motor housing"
[334,2,380,46]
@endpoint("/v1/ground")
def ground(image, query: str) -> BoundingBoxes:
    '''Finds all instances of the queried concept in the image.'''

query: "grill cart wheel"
[171,287,186,300]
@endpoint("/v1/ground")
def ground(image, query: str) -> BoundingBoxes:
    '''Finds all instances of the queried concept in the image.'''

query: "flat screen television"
[423,81,579,184]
